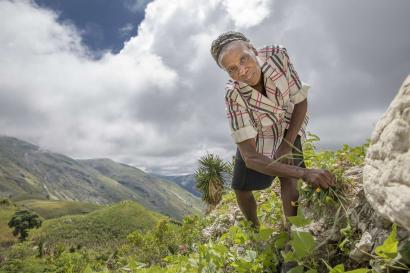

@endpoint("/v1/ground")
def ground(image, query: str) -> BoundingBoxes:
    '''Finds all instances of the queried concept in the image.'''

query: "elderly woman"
[210,31,335,229]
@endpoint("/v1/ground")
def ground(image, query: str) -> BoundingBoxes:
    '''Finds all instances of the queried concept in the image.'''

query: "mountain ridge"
[0,135,204,220]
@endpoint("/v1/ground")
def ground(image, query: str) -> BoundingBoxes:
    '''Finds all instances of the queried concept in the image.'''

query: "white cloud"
[222,0,272,28]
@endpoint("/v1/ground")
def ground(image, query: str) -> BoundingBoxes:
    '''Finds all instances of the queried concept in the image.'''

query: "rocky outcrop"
[363,74,410,231]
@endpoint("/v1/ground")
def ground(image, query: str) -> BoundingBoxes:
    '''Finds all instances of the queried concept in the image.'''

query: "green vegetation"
[29,200,165,254]
[16,199,101,219]
[195,153,232,212]
[0,199,18,246]
[1,134,409,272]
[8,210,42,241]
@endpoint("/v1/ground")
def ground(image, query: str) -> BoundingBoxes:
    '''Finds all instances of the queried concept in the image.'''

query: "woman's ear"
[248,43,258,56]
[252,47,258,56]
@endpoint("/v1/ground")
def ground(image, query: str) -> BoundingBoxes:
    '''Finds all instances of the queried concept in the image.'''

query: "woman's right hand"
[301,169,336,189]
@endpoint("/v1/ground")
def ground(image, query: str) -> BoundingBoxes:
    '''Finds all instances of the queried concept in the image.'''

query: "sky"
[0,0,409,175]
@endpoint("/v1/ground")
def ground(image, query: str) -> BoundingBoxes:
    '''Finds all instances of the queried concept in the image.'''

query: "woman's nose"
[238,65,247,77]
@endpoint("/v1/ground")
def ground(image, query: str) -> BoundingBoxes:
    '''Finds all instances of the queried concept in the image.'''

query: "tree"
[8,210,42,241]
[195,153,232,213]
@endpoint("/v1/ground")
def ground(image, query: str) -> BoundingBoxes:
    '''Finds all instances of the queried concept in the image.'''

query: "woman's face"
[219,40,262,86]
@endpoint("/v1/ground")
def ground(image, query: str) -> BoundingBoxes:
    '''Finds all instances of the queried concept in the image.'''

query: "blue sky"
[0,0,409,175]
[34,0,149,57]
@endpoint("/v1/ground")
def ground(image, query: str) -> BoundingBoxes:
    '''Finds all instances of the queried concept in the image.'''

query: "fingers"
[319,171,331,188]
[318,176,329,189]
[309,169,336,189]
[329,172,336,187]
[324,170,336,187]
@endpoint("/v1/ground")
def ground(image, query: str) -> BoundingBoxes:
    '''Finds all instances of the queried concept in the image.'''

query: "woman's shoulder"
[257,43,287,58]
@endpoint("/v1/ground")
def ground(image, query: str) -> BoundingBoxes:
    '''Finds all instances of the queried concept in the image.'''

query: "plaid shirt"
[224,44,310,159]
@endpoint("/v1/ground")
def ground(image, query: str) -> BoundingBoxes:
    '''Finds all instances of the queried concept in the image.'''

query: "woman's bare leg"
[234,189,259,228]
[279,177,299,218]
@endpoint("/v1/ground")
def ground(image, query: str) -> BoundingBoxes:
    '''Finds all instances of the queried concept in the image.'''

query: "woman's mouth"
[245,71,254,81]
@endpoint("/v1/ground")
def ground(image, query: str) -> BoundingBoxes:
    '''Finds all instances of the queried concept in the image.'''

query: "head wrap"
[210,31,250,68]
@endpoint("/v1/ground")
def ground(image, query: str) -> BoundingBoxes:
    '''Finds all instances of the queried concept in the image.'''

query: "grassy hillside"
[154,174,202,197]
[0,200,18,247]
[80,158,205,220]
[15,199,101,219]
[0,198,101,249]
[118,137,407,273]
[1,136,409,272]
[29,200,166,253]
[0,136,204,220]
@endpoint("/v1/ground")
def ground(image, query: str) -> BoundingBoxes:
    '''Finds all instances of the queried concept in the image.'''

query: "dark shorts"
[231,130,306,191]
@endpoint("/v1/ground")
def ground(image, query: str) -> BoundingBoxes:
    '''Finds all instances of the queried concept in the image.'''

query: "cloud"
[124,0,152,13]
[0,0,409,175]
[222,0,272,28]
[119,23,134,38]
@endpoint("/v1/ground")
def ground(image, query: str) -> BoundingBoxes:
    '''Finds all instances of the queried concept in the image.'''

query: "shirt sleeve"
[224,90,258,144]
[280,47,310,104]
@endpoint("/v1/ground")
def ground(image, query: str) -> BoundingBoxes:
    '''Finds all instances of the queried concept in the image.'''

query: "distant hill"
[155,174,201,197]
[29,200,166,253]
[155,171,233,198]
[0,198,101,247]
[0,135,204,220]
[16,199,101,219]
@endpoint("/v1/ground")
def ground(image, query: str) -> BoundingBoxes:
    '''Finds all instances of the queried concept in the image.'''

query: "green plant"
[8,210,42,241]
[322,260,368,273]
[367,224,409,272]
[195,153,232,211]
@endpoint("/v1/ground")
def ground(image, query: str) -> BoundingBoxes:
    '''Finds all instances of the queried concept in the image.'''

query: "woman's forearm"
[283,98,307,144]
[246,152,306,178]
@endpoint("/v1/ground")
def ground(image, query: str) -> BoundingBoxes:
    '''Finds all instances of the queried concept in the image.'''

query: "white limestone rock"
[363,74,410,230]
[349,231,373,263]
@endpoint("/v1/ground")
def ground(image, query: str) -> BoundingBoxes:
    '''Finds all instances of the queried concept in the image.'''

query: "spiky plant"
[195,153,231,212]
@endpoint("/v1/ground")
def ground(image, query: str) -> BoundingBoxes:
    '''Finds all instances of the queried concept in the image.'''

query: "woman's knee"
[234,189,253,201]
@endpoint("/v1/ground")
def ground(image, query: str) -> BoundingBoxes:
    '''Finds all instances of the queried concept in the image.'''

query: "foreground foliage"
[1,134,409,273]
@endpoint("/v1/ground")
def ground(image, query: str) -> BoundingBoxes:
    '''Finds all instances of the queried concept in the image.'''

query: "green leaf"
[306,269,318,273]
[288,265,304,273]
[275,231,289,249]
[287,207,311,227]
[375,224,398,259]
[329,264,345,273]
[282,250,297,262]
[253,227,273,242]
[290,231,315,260]
[345,269,368,273]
